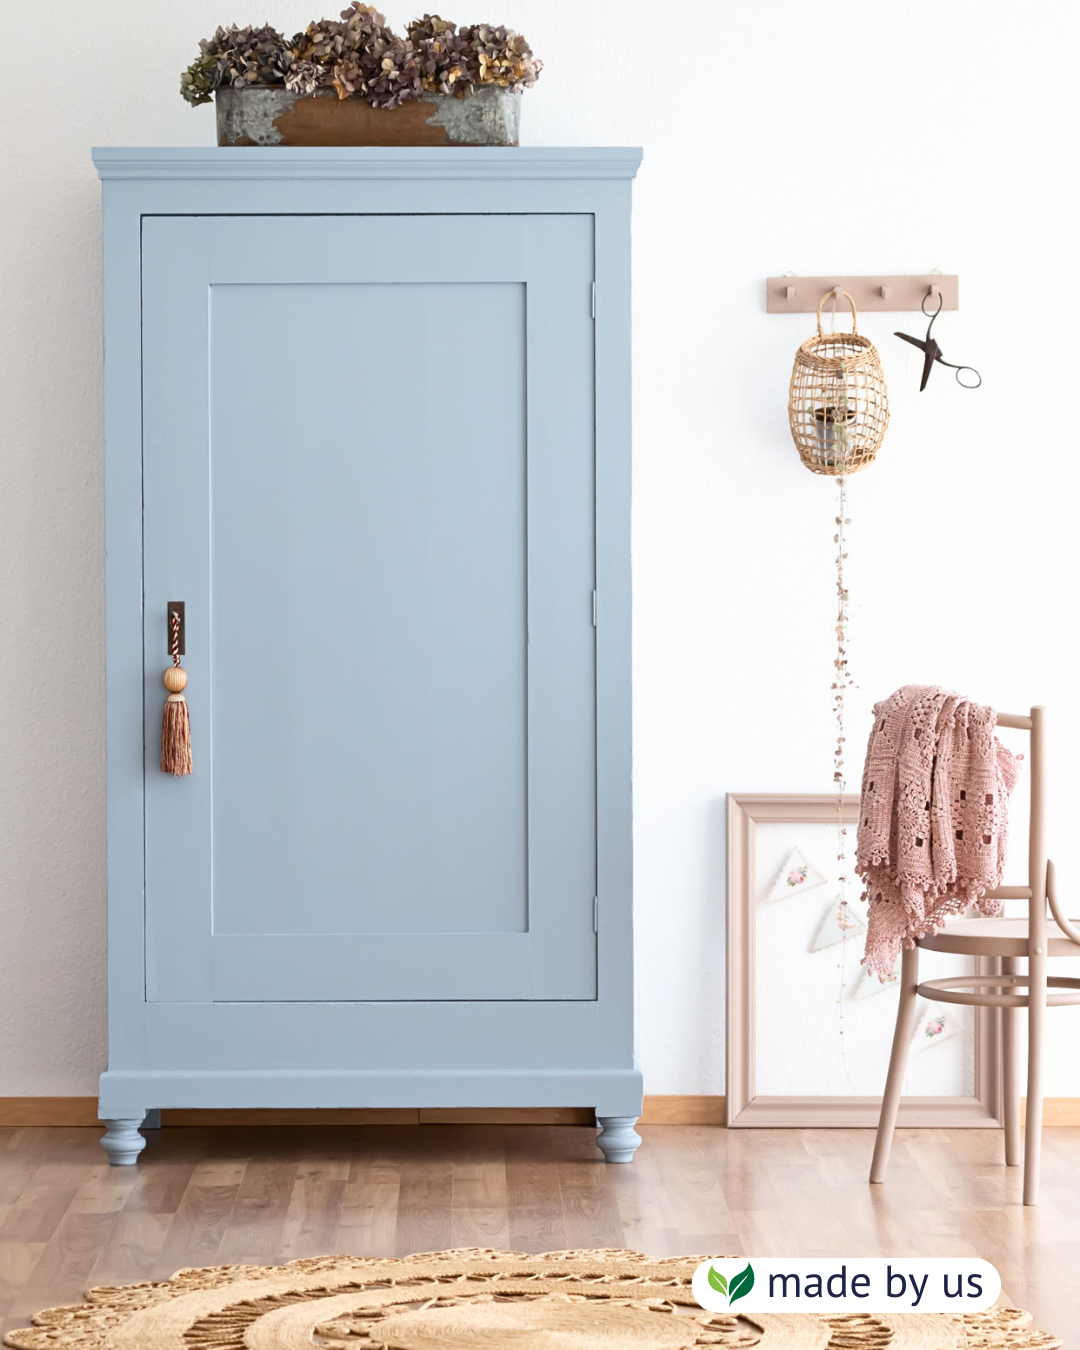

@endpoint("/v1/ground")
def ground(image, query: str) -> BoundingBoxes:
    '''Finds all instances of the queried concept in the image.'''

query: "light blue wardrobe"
[92,147,642,1165]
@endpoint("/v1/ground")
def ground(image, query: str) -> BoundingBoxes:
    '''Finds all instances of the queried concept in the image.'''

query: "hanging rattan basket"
[788,290,889,475]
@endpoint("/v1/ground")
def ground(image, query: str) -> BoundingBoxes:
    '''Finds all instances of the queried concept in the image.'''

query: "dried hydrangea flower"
[181,53,228,106]
[341,2,389,44]
[327,51,363,98]
[298,2,403,100]
[298,16,350,64]
[181,23,292,104]
[284,59,327,95]
[407,13,475,96]
[406,11,453,41]
[460,23,542,91]
[221,24,292,82]
[299,3,388,66]
[356,35,423,107]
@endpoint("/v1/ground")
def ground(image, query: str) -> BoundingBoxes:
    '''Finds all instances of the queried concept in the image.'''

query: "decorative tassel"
[161,611,192,776]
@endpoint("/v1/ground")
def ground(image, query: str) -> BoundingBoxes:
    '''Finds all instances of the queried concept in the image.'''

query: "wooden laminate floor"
[0,1124,1077,1341]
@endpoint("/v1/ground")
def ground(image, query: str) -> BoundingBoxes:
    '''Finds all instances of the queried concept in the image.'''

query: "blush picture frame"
[726,793,1003,1128]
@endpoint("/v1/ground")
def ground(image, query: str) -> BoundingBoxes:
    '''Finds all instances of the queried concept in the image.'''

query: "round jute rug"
[2,1248,1061,1350]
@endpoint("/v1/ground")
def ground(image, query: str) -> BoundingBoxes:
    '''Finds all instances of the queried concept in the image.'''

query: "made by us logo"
[692,1258,1000,1315]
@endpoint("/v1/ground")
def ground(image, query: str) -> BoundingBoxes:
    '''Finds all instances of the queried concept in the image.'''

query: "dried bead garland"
[788,291,886,1058]
[833,473,854,1046]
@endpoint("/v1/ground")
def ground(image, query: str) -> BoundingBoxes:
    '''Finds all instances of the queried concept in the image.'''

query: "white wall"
[2,0,1078,1099]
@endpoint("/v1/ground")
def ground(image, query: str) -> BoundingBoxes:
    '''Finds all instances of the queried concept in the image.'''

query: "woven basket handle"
[817,289,858,337]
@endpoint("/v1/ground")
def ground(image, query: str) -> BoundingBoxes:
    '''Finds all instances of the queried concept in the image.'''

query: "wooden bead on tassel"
[163,666,188,695]
[161,666,192,777]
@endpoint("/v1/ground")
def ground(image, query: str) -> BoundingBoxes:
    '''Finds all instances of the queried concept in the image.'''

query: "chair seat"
[918,916,1080,957]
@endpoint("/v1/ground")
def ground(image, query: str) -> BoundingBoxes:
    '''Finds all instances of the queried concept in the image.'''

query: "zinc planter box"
[216,84,521,146]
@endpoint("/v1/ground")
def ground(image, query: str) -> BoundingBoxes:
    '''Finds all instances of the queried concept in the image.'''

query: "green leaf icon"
[707,1265,728,1296]
[728,1262,755,1307]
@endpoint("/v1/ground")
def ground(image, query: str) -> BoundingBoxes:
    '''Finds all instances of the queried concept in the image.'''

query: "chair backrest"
[990,708,1077,948]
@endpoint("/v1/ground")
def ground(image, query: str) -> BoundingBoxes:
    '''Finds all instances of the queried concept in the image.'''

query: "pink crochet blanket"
[856,685,1022,979]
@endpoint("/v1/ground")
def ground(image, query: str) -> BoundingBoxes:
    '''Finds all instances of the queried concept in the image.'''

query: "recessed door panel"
[210,280,528,939]
[141,214,597,1002]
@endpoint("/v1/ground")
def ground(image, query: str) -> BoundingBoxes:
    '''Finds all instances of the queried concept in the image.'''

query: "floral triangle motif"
[809,895,867,950]
[910,1001,961,1052]
[767,846,829,903]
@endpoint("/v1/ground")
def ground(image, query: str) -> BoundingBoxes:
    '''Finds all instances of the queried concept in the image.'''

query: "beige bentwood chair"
[871,707,1080,1206]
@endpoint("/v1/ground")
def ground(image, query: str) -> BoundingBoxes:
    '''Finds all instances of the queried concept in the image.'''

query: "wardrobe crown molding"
[92,146,644,182]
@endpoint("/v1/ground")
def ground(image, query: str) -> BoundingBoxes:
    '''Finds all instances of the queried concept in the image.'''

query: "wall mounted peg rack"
[767,275,958,314]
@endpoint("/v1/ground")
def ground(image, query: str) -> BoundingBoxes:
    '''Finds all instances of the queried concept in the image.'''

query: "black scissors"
[894,293,981,391]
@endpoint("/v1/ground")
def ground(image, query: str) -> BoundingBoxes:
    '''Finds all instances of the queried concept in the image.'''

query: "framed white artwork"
[726,793,1002,1128]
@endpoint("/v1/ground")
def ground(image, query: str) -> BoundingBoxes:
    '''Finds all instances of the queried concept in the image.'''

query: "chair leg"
[870,944,920,1184]
[1001,956,1022,1167]
[1023,948,1046,1206]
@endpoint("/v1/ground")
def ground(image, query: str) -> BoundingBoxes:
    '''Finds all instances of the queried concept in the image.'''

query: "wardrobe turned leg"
[1001,957,1022,1167]
[100,1118,147,1166]
[870,945,920,1184]
[596,1115,642,1163]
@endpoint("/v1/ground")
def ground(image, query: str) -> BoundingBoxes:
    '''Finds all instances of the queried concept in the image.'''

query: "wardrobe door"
[141,214,597,1003]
